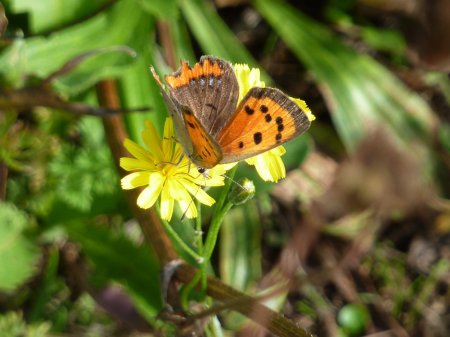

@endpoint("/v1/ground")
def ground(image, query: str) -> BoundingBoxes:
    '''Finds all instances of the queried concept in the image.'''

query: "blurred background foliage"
[0,0,449,336]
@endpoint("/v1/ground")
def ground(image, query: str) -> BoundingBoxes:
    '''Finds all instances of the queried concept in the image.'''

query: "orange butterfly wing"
[217,87,310,163]
[164,56,239,138]
[180,106,223,168]
[152,64,222,168]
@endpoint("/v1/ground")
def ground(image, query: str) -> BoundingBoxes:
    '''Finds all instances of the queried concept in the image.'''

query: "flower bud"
[228,178,255,205]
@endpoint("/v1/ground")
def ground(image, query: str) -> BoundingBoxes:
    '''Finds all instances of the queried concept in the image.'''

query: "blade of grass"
[254,0,437,152]
[180,0,271,80]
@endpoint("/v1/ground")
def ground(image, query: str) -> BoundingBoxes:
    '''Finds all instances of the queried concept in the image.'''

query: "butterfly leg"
[155,153,185,168]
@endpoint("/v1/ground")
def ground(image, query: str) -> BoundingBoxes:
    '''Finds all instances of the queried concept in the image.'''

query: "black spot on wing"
[253,132,262,145]
[245,105,255,115]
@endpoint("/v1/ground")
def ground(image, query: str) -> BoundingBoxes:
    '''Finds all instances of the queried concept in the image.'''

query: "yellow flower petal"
[263,155,286,182]
[291,97,315,122]
[120,117,225,220]
[121,172,150,190]
[215,163,236,173]
[164,178,198,218]
[142,121,163,161]
[179,179,216,206]
[172,145,184,163]
[120,157,156,171]
[160,184,175,221]
[246,146,286,182]
[178,199,197,219]
[234,64,265,101]
[123,139,156,164]
[161,118,175,161]
[136,172,164,209]
[168,179,191,201]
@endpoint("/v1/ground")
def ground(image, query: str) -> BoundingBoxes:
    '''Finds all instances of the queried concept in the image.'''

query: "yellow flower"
[120,118,225,221]
[245,146,287,182]
[233,63,315,182]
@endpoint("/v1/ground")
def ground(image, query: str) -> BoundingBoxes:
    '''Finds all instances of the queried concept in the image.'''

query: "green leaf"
[220,200,262,290]
[180,0,257,66]
[254,0,437,151]
[0,202,40,293]
[168,17,197,63]
[8,0,112,34]
[361,26,406,56]
[119,46,166,141]
[0,0,155,94]
[48,116,120,213]
[138,0,179,19]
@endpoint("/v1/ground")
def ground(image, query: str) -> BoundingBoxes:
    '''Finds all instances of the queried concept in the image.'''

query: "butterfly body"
[151,56,310,169]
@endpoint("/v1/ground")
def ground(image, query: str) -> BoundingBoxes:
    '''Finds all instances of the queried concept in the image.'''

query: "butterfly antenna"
[180,178,204,221]
[198,168,249,192]
[178,164,206,221]
[222,172,249,192]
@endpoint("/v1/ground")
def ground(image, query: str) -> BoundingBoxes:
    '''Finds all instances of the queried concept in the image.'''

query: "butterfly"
[151,56,311,169]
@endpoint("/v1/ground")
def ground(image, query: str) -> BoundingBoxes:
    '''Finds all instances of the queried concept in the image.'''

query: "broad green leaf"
[254,0,437,151]
[0,202,40,293]
[9,0,111,34]
[54,47,139,95]
[0,0,155,94]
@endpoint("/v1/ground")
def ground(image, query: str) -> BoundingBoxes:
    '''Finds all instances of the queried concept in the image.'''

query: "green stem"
[180,271,202,309]
[161,218,203,263]
[204,201,233,261]
[195,200,208,293]
[203,166,238,262]
[195,199,204,255]
[214,165,237,214]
